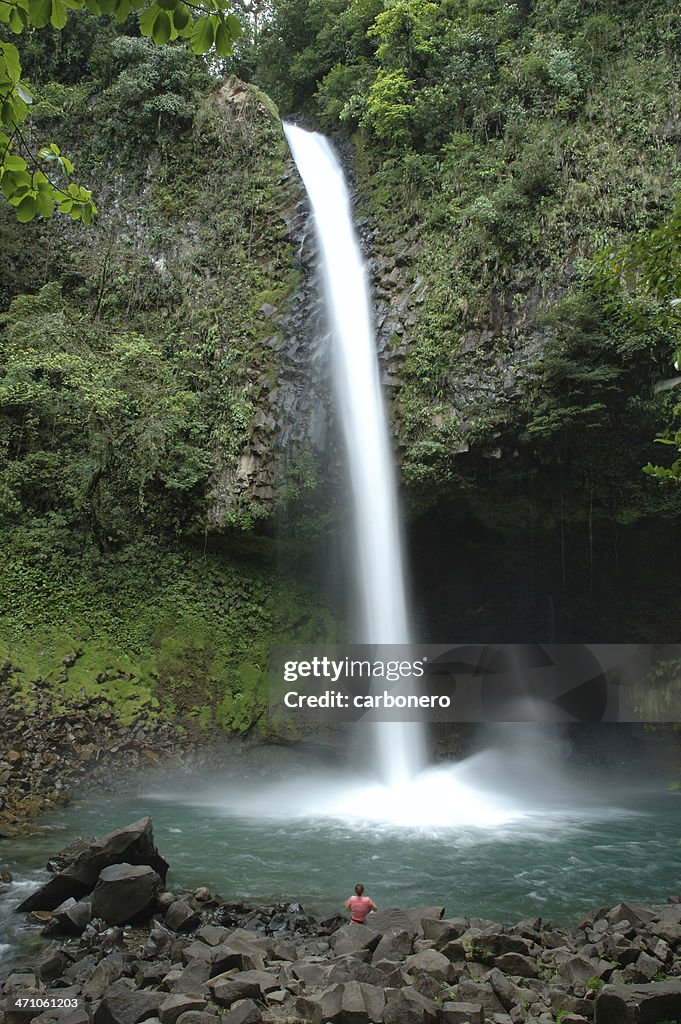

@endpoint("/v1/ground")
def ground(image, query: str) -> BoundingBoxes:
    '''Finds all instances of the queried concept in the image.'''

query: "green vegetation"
[0,22,335,730]
[234,0,681,537]
[0,0,242,221]
[4,1,681,731]
[2,533,336,729]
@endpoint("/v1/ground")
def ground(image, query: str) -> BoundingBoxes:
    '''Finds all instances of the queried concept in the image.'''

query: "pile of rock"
[3,817,681,1024]
[0,667,193,835]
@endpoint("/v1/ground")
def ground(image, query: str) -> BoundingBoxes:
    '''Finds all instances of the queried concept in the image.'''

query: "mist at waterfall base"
[150,723,645,830]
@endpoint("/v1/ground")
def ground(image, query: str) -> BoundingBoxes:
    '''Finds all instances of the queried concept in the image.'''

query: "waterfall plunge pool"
[2,751,680,972]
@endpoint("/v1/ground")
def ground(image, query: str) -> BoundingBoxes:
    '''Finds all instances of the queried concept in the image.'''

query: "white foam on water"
[148,736,632,833]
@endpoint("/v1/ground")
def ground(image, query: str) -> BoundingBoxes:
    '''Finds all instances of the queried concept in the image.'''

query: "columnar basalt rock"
[5,822,681,1024]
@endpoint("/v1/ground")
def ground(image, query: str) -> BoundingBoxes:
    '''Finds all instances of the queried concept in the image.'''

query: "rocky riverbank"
[0,670,204,837]
[0,666,351,837]
[2,818,681,1024]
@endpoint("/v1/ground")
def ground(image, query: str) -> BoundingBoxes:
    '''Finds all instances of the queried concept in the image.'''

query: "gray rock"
[63,955,97,984]
[18,817,168,912]
[175,1014,219,1024]
[184,943,239,975]
[404,907,446,935]
[165,901,200,934]
[648,937,671,964]
[82,952,125,1000]
[495,952,539,977]
[372,927,413,962]
[143,921,174,958]
[549,989,593,1019]
[489,967,522,1011]
[53,896,91,934]
[326,958,388,988]
[558,955,598,984]
[158,996,206,1024]
[157,892,177,911]
[271,939,297,961]
[210,970,279,1007]
[94,980,164,1024]
[382,987,438,1024]
[480,932,531,957]
[2,973,38,994]
[91,864,162,925]
[224,1001,261,1024]
[133,961,170,989]
[367,907,422,937]
[195,926,230,947]
[440,939,468,962]
[302,981,385,1024]
[441,1003,484,1024]
[595,980,681,1022]
[329,924,381,956]
[36,948,69,983]
[265,990,287,1004]
[403,948,452,982]
[632,951,663,981]
[457,980,506,1016]
[606,903,656,928]
[421,917,469,944]
[291,961,329,988]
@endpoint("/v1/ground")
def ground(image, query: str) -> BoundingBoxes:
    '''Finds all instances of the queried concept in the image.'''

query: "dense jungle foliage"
[1,0,681,727]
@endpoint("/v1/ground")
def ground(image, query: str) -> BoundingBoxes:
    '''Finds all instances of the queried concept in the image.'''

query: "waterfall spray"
[283,124,426,785]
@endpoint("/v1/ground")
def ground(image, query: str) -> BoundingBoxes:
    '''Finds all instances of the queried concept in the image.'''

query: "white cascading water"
[283,123,426,786]
[150,128,590,829]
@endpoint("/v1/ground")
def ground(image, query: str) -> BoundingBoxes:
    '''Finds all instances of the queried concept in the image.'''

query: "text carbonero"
[283,690,450,709]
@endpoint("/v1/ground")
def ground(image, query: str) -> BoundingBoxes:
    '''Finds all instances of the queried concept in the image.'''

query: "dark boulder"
[329,924,381,956]
[595,980,681,1023]
[158,994,207,1024]
[371,927,413,962]
[165,900,200,934]
[52,896,92,934]
[210,970,279,1007]
[382,987,438,1024]
[224,1001,261,1024]
[298,981,385,1024]
[91,863,162,925]
[93,980,164,1024]
[18,817,168,913]
[441,1003,484,1024]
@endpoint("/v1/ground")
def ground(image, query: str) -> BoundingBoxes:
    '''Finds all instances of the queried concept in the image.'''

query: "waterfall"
[284,124,426,786]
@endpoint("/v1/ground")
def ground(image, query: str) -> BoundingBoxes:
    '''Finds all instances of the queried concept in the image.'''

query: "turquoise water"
[1,765,680,974]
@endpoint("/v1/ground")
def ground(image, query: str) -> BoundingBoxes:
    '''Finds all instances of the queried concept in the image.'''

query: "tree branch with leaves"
[0,0,241,222]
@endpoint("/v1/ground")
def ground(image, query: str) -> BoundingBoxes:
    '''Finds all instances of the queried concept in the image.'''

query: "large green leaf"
[152,8,171,43]
[28,0,52,28]
[139,2,159,36]
[172,2,189,31]
[225,12,241,39]
[8,7,28,32]
[15,193,37,222]
[50,0,68,28]
[1,42,22,80]
[190,15,214,54]
[214,21,232,57]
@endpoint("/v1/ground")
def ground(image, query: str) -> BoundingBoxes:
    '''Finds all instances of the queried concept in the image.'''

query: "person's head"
[354,883,364,896]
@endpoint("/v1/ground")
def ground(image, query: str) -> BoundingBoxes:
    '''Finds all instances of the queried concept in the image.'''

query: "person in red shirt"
[345,882,378,924]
